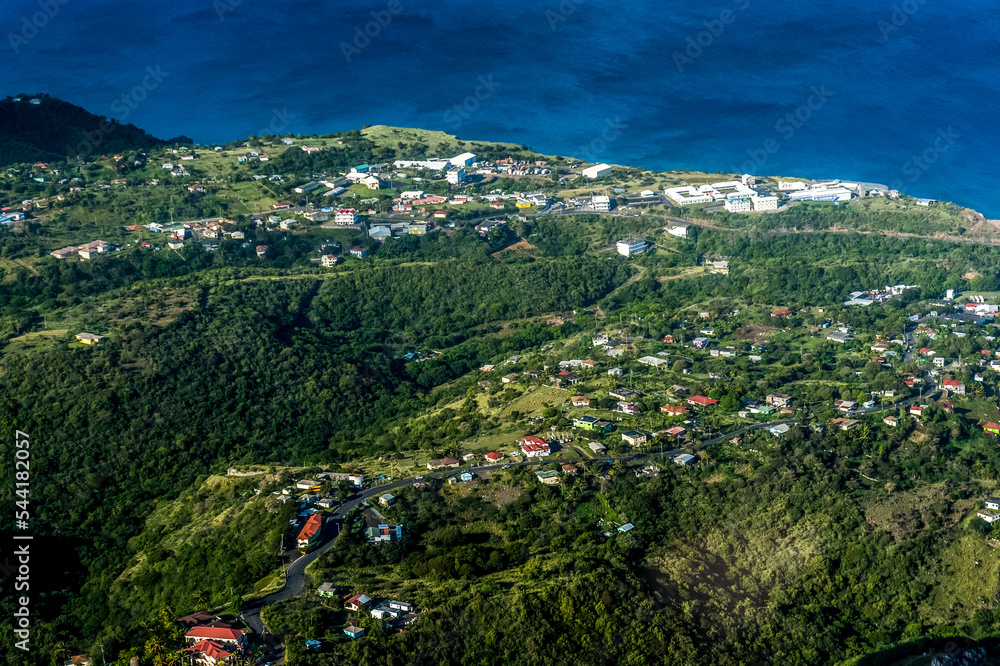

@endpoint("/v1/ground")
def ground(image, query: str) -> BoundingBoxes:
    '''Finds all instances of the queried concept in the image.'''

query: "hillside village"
[5,113,1000,665]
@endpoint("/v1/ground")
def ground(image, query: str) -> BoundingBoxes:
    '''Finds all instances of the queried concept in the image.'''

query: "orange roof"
[185,626,245,642]
[521,436,547,446]
[485,451,502,460]
[185,640,232,660]
[297,514,322,542]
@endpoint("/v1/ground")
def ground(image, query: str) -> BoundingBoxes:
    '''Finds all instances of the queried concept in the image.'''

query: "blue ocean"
[2,0,997,214]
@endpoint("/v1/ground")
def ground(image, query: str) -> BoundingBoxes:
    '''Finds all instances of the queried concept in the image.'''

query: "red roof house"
[184,626,246,647]
[184,640,232,664]
[771,309,792,317]
[485,451,503,461]
[296,514,322,551]
[520,436,551,457]
[687,395,719,408]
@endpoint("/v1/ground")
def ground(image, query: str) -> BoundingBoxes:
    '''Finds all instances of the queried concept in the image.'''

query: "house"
[571,396,591,407]
[350,247,368,259]
[834,400,857,413]
[942,379,966,394]
[536,469,560,486]
[687,395,718,408]
[346,594,372,611]
[661,404,688,417]
[371,604,402,620]
[562,464,579,475]
[771,309,792,317]
[709,260,729,274]
[769,424,791,437]
[75,332,104,345]
[574,416,614,433]
[379,494,396,507]
[984,423,1000,435]
[663,335,675,344]
[718,346,738,358]
[910,405,925,417]
[184,626,247,648]
[551,371,581,387]
[609,387,640,400]
[183,640,232,665]
[827,332,852,344]
[588,441,606,453]
[178,612,216,628]
[638,355,669,367]
[344,625,365,639]
[692,337,710,349]
[365,524,403,543]
[321,254,340,267]
[673,453,698,466]
[296,514,322,551]
[766,394,792,409]
[62,656,91,666]
[502,373,519,384]
[666,426,686,439]
[831,418,859,431]
[485,451,503,462]
[318,582,337,597]
[389,600,415,612]
[426,457,460,470]
[939,401,954,413]
[884,416,898,427]
[977,510,1000,524]
[616,401,640,415]
[521,436,551,457]
[255,245,268,257]
[618,523,635,533]
[622,430,647,446]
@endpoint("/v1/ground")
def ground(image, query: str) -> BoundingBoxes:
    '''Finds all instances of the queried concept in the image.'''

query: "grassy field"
[500,385,568,417]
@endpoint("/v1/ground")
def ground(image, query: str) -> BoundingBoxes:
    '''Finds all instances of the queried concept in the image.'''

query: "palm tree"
[50,641,70,665]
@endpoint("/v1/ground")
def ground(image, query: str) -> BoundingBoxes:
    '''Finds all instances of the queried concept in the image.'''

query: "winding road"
[240,378,935,660]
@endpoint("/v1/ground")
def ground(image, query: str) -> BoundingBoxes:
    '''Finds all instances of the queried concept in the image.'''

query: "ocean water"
[2,0,997,214]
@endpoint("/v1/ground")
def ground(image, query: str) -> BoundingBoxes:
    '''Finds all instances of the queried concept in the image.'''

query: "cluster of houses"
[49,240,112,260]
[340,595,418,637]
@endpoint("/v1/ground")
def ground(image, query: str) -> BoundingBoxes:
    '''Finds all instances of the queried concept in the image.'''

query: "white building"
[393,159,452,170]
[778,181,808,191]
[617,238,647,257]
[667,224,691,238]
[592,195,611,211]
[741,174,756,186]
[334,209,358,225]
[451,152,476,167]
[664,186,714,206]
[446,167,466,185]
[582,163,612,179]
[752,196,779,211]
[399,190,425,199]
[724,196,752,213]
[362,175,381,190]
[788,186,852,202]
